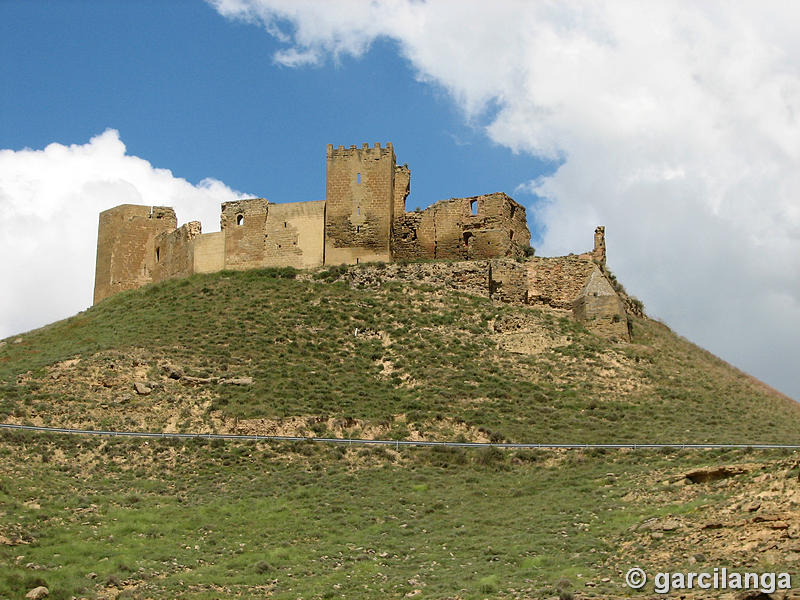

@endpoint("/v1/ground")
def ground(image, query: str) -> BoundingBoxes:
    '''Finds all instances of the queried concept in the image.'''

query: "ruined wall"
[593,226,606,266]
[391,193,530,262]
[393,164,410,218]
[330,259,545,306]
[152,221,201,283]
[391,210,436,261]
[330,255,627,339]
[339,260,491,297]
[94,205,177,304]
[221,198,269,270]
[324,143,395,265]
[263,200,325,268]
[489,260,529,304]
[193,232,225,274]
[525,256,597,310]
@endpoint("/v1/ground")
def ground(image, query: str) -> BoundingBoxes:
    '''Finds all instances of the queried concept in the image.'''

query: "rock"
[660,518,681,531]
[220,377,253,385]
[87,572,97,579]
[133,381,152,395]
[182,376,216,385]
[25,587,48,599]
[162,364,183,379]
[685,466,749,484]
[745,501,761,512]
[13,337,22,344]
[0,341,6,348]
[640,517,681,532]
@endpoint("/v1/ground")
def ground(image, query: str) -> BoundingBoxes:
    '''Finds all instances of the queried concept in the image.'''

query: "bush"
[254,560,271,574]
[477,574,499,593]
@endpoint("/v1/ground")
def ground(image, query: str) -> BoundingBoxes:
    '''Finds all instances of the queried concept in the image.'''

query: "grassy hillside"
[1,267,799,599]
[0,267,797,444]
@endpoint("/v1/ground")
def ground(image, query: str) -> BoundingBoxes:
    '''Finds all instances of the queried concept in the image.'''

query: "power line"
[1,422,798,450]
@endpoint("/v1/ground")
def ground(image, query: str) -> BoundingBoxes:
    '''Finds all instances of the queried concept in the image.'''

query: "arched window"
[236,214,244,226]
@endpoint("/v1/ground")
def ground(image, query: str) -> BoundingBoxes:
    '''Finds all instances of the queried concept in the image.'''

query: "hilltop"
[1,265,796,443]
[1,266,799,599]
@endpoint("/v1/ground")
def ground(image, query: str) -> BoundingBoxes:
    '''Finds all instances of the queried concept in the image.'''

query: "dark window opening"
[356,257,360,264]
[356,225,361,233]
[470,199,478,216]
[283,221,287,228]
[509,204,516,219]
[463,232,473,247]
[236,214,244,226]
[509,229,514,240]
[155,247,160,262]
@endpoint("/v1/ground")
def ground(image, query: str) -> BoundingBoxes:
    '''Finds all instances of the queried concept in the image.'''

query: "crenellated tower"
[324,143,397,265]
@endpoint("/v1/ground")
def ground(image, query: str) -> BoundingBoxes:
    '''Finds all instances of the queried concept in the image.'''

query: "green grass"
[1,432,790,599]
[0,267,797,444]
[1,268,799,598]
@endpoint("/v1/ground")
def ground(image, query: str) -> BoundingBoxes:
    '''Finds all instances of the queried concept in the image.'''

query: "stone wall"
[393,164,410,218]
[263,200,325,269]
[221,198,269,270]
[325,257,628,339]
[489,260,528,304]
[193,232,225,274]
[526,256,597,309]
[391,193,530,262]
[94,204,177,303]
[152,221,201,282]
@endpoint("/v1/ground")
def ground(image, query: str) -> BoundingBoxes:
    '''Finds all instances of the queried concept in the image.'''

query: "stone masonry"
[93,142,630,338]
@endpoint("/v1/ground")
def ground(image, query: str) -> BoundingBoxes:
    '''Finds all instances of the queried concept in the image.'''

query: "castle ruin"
[94,143,630,339]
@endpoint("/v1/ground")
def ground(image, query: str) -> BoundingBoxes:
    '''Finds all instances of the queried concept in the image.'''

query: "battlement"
[326,142,394,160]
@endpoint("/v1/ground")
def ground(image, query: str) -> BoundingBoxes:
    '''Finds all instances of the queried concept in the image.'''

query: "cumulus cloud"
[211,0,800,399]
[0,129,245,340]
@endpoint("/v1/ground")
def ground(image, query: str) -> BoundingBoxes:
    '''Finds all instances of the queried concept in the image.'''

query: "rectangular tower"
[324,143,396,265]
[93,204,177,303]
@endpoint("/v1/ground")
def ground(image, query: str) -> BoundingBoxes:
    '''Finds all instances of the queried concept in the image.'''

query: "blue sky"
[1,1,551,234]
[1,1,799,401]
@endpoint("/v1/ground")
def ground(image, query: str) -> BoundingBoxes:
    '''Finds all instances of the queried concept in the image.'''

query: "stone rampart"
[92,142,630,339]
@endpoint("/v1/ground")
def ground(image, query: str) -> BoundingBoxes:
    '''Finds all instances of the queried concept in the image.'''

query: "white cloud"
[0,129,245,340]
[211,0,800,399]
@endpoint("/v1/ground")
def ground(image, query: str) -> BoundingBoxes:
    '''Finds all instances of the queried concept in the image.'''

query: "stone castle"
[94,142,632,339]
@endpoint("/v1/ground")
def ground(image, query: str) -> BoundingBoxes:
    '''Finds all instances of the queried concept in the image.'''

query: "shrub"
[477,574,499,593]
[254,560,271,574]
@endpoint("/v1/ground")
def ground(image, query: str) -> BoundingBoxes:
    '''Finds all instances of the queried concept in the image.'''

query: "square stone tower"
[324,143,396,265]
[93,204,177,303]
